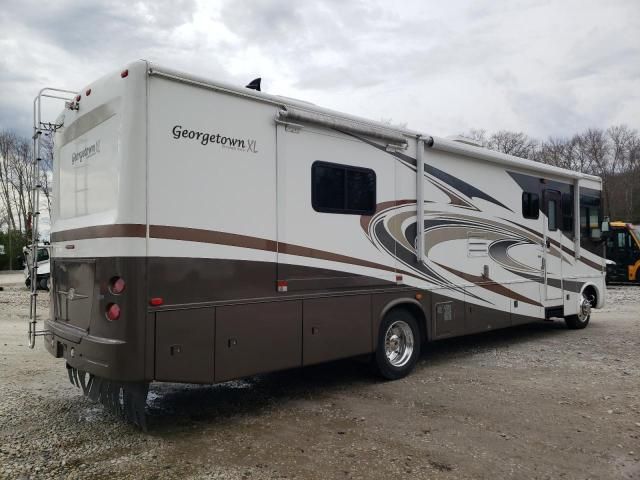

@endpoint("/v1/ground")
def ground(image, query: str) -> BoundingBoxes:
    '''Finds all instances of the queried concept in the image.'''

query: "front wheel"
[374,309,421,380]
[565,292,592,329]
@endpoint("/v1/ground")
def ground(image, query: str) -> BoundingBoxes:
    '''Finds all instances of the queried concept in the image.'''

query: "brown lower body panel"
[45,256,543,385]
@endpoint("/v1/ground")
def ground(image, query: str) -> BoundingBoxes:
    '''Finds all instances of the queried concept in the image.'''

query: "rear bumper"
[43,318,145,382]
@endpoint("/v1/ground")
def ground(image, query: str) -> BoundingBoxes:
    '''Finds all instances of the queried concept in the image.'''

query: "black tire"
[565,314,590,329]
[565,291,592,330]
[38,276,50,291]
[374,309,421,380]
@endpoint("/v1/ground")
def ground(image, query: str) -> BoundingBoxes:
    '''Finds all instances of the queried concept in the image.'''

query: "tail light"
[109,276,126,295]
[105,303,121,321]
[121,69,129,78]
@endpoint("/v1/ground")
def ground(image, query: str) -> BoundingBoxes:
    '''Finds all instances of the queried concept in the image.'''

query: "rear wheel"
[374,309,421,380]
[38,276,50,291]
[565,291,592,329]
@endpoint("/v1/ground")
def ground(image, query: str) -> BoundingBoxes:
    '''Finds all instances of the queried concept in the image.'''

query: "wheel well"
[582,285,598,308]
[385,303,428,343]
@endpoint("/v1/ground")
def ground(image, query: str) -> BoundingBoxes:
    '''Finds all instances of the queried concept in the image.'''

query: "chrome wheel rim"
[578,294,591,322]
[384,320,414,367]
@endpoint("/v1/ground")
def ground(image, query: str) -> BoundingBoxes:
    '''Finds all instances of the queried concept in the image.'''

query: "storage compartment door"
[215,301,302,382]
[465,286,511,334]
[155,308,215,383]
[302,295,372,366]
[432,289,465,339]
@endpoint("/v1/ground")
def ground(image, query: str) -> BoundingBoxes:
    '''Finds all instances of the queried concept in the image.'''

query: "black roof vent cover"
[245,78,261,91]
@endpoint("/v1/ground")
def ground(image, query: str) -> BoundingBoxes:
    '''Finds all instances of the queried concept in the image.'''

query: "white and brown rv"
[37,61,606,428]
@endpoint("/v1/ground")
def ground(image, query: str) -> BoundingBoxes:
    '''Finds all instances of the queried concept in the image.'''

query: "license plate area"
[53,259,96,330]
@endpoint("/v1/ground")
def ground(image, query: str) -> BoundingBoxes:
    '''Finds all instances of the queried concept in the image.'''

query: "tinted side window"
[561,193,573,234]
[312,162,376,215]
[312,164,344,211]
[548,199,558,231]
[346,169,376,212]
[522,192,539,219]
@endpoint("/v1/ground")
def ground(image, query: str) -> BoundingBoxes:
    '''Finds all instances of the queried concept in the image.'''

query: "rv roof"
[146,61,601,185]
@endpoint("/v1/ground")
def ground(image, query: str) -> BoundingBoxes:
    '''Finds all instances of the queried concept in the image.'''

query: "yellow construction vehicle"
[605,221,640,282]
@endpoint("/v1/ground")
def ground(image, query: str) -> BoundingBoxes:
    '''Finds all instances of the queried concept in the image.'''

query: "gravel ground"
[0,283,639,480]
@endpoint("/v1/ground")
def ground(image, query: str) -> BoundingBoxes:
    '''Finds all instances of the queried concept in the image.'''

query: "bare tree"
[39,133,55,215]
[608,125,640,219]
[8,137,35,234]
[460,129,488,147]
[487,130,537,159]
[0,130,17,230]
[536,137,574,170]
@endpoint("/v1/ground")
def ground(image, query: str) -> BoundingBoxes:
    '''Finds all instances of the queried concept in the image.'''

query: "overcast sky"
[1,0,638,140]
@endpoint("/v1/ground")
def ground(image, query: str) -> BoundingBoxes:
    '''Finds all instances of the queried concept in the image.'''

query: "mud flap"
[66,364,149,430]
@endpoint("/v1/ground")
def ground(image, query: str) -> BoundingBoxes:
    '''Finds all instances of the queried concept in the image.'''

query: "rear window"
[57,113,120,219]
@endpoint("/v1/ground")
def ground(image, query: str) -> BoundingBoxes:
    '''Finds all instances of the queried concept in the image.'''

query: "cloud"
[0,0,638,140]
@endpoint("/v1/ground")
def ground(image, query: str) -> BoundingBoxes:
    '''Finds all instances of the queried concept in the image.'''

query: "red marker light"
[149,297,164,306]
[75,94,81,102]
[85,88,92,96]
[121,69,129,78]
[105,303,121,321]
[109,276,126,295]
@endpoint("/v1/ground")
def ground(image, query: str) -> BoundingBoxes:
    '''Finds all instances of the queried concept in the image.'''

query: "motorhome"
[32,61,606,428]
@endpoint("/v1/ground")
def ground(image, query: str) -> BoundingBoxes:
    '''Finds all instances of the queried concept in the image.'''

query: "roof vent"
[245,78,261,91]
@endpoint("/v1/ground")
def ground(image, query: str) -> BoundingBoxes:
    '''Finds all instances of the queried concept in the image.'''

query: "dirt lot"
[0,277,639,480]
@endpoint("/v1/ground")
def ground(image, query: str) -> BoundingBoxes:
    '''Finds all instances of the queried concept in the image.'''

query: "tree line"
[462,125,640,221]
[0,130,53,270]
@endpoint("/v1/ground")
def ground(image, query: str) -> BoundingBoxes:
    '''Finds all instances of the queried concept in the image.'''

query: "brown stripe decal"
[278,243,395,274]
[52,223,401,276]
[505,218,602,271]
[150,225,278,252]
[153,225,399,275]
[435,262,543,307]
[51,224,146,242]
[360,199,416,233]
